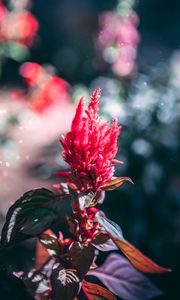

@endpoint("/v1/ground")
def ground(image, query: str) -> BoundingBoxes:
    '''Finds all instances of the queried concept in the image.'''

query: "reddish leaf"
[36,229,58,268]
[113,238,171,273]
[36,240,50,269]
[39,232,60,253]
[88,253,163,300]
[82,281,117,300]
[95,211,171,273]
[100,177,134,191]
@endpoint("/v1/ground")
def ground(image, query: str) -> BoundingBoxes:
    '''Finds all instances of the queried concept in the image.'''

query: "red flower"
[29,76,67,114]
[0,1,5,24]
[19,62,42,86]
[0,11,38,46]
[59,89,122,192]
[19,62,67,114]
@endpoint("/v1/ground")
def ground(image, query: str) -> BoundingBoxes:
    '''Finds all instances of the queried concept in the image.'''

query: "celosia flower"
[59,89,122,192]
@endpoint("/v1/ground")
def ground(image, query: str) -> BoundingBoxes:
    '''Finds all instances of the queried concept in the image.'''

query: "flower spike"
[59,89,122,192]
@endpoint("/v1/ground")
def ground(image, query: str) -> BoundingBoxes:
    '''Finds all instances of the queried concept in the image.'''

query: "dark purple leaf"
[69,242,95,279]
[14,257,56,300]
[19,208,56,235]
[0,188,71,248]
[50,262,81,300]
[92,233,118,251]
[88,253,163,300]
[68,184,95,210]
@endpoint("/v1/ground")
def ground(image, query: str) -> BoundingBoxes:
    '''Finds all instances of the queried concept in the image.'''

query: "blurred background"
[0,0,180,299]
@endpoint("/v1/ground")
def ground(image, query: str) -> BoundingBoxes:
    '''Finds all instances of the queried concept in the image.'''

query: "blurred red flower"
[59,89,122,192]
[0,2,38,46]
[19,62,68,114]
[0,1,5,23]
[20,61,42,86]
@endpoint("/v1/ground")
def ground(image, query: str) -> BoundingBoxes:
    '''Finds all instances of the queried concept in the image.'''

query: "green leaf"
[0,188,70,248]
